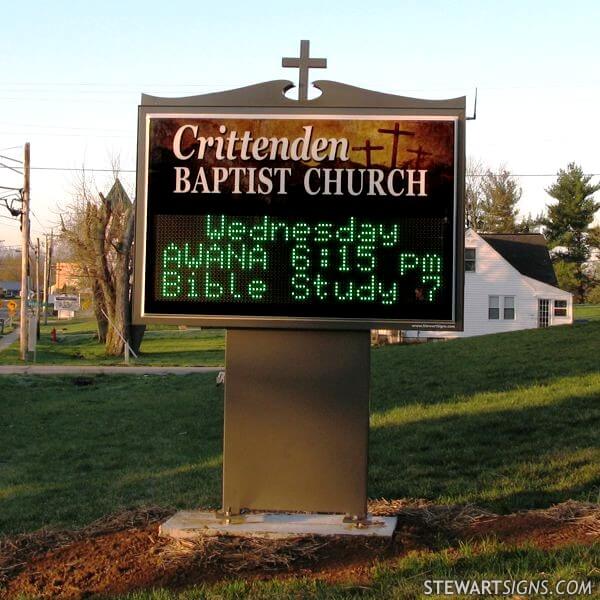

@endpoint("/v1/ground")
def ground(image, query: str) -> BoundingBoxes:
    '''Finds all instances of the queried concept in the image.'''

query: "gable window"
[465,248,476,272]
[488,296,500,319]
[554,299,567,317]
[503,296,515,320]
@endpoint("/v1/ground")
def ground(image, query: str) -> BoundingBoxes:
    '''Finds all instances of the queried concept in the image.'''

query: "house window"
[503,296,515,320]
[489,295,516,320]
[465,248,476,272]
[554,299,567,317]
[488,296,500,319]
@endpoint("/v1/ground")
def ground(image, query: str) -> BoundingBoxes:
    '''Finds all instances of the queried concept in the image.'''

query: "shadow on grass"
[369,387,600,512]
[0,374,225,534]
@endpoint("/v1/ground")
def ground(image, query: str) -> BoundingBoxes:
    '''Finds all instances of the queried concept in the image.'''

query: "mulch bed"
[1,500,598,599]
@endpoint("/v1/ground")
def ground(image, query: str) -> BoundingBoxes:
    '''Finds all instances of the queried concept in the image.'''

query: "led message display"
[137,115,460,328]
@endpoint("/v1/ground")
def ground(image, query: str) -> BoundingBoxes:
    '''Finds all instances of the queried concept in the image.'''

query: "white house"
[400,229,573,341]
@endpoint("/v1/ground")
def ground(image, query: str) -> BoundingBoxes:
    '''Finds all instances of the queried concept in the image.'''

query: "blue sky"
[1,0,599,246]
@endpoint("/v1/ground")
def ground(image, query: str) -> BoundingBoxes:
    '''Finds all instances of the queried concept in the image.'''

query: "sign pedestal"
[160,510,397,540]
[222,329,370,520]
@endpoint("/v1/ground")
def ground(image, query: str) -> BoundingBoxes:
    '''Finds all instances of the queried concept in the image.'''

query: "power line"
[2,164,600,178]
[0,162,23,175]
[0,154,23,164]
[0,215,21,230]
[470,173,600,178]
[0,121,130,132]
[0,214,46,235]
[0,131,132,139]
[0,195,21,205]
[0,165,134,173]
[1,81,598,91]
[30,209,45,230]
[0,81,233,86]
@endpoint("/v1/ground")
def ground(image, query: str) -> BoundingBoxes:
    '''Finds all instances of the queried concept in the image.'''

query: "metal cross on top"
[282,40,327,101]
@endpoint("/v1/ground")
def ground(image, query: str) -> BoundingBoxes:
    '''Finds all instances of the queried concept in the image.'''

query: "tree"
[465,161,525,233]
[465,157,487,230]
[479,167,522,233]
[587,225,600,251]
[543,163,600,302]
[0,248,22,281]
[515,211,545,233]
[587,280,600,304]
[60,172,144,355]
[584,226,600,302]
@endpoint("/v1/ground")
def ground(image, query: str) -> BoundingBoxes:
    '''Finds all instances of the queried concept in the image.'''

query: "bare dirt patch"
[464,500,600,549]
[2,501,598,599]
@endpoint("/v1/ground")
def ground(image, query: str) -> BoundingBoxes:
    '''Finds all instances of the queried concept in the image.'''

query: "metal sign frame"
[133,80,465,331]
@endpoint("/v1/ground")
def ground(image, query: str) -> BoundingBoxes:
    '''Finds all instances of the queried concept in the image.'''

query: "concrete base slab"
[160,511,397,540]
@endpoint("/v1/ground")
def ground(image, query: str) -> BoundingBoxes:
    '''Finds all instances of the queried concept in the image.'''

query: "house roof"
[105,178,131,210]
[480,233,559,287]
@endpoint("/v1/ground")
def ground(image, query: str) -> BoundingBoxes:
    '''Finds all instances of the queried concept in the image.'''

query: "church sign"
[134,87,464,331]
[133,42,467,525]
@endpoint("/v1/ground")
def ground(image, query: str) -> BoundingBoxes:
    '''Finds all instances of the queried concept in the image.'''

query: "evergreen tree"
[515,211,545,233]
[479,168,522,232]
[587,225,600,251]
[584,226,600,301]
[543,163,600,302]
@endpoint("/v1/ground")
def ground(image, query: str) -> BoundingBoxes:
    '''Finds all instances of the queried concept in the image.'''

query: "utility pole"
[43,230,53,325]
[19,142,30,361]
[36,237,41,338]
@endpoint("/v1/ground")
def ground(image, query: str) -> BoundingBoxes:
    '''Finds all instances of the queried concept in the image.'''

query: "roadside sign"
[54,294,80,311]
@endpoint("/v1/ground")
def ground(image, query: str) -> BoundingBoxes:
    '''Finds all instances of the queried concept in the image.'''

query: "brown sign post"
[133,41,465,530]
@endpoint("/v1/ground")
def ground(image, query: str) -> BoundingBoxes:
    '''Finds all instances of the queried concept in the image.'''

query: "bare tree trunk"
[104,204,147,356]
[104,270,124,355]
[92,280,109,343]
[105,321,123,355]
[119,206,146,355]
[119,207,134,354]
[92,194,124,356]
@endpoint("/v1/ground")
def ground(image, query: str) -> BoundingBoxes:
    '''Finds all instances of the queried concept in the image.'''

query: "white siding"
[523,276,573,327]
[403,230,573,339]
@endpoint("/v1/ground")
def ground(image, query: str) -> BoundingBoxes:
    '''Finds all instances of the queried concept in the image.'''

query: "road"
[0,365,223,375]
[0,328,19,352]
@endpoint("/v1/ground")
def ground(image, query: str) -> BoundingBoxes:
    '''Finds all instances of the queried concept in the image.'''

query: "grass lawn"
[1,322,598,598]
[0,318,225,366]
[0,326,14,339]
[574,303,600,321]
[1,321,598,535]
[0,310,596,367]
